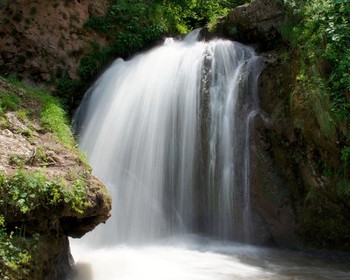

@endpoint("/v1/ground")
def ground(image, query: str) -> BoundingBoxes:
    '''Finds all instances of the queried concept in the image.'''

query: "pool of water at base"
[70,235,350,280]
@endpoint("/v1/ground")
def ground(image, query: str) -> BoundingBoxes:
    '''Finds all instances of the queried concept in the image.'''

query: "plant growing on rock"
[0,77,111,278]
[269,0,350,250]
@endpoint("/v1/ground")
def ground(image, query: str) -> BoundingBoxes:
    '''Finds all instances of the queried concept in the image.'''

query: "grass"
[0,92,20,114]
[2,76,77,149]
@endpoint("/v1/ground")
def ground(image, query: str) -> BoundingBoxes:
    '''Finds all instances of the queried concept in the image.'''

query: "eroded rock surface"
[203,0,350,251]
[0,0,108,83]
[0,78,111,279]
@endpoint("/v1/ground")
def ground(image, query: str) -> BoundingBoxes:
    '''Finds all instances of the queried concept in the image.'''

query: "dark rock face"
[247,55,301,247]
[201,0,285,51]
[41,236,74,280]
[201,0,300,248]
[255,52,350,251]
[204,0,350,251]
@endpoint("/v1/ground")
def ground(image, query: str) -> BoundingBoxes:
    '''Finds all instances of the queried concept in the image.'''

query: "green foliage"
[281,0,350,127]
[15,109,29,124]
[77,41,110,81]
[81,0,167,74]
[0,171,60,215]
[0,172,55,278]
[40,101,75,148]
[0,170,89,216]
[1,77,76,148]
[341,146,350,165]
[64,178,92,214]
[0,77,98,278]
[280,0,350,182]
[0,218,38,279]
[0,76,89,169]
[56,76,83,110]
[0,91,20,114]
[55,0,250,110]
[160,0,246,32]
[31,147,51,166]
[8,154,27,167]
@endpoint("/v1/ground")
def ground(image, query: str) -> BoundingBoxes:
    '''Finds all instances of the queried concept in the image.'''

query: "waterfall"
[70,33,350,280]
[74,33,263,246]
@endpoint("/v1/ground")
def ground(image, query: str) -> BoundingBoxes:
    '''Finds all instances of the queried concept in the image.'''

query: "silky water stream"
[71,32,350,279]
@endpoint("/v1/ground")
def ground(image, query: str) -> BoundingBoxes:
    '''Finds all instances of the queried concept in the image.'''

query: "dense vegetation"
[281,0,350,129]
[278,0,350,248]
[0,77,92,278]
[280,0,349,182]
[1,2,256,278]
[57,0,250,110]
[0,171,89,278]
[2,1,350,277]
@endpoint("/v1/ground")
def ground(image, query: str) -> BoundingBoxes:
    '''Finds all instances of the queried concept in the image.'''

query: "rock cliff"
[0,0,108,84]
[0,77,111,279]
[1,0,349,263]
[207,0,350,251]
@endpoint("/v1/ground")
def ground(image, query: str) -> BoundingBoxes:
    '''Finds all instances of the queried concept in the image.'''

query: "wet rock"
[251,48,350,251]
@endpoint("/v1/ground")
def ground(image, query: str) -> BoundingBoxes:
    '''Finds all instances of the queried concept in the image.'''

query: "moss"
[302,197,350,250]
[0,91,20,113]
[1,77,78,149]
[0,76,111,278]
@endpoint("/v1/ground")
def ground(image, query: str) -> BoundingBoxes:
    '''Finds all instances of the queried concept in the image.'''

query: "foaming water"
[70,236,350,280]
[72,32,350,279]
[75,34,263,243]
[72,245,266,280]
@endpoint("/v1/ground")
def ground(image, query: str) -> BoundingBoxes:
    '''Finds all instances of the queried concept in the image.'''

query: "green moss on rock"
[0,77,111,279]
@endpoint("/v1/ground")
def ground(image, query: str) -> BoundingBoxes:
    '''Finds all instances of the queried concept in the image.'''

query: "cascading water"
[70,32,350,280]
[204,41,263,241]
[75,32,262,246]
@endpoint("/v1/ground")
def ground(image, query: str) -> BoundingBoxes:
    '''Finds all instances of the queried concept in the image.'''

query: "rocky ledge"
[0,77,111,279]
